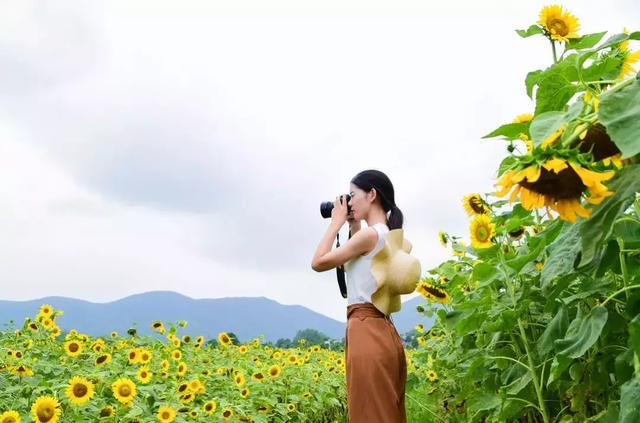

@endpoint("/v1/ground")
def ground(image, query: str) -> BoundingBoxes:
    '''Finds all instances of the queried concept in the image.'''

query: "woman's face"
[348,184,372,221]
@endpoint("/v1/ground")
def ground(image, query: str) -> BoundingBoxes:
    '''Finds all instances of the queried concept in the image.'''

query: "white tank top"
[344,223,389,306]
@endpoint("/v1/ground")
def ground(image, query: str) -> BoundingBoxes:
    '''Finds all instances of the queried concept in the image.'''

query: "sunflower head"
[31,396,61,423]
[537,5,580,43]
[66,376,95,406]
[111,378,137,405]
[462,194,489,216]
[469,214,496,249]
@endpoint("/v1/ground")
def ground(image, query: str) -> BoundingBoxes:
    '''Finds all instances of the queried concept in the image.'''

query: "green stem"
[601,284,640,307]
[617,237,630,301]
[487,355,531,371]
[517,318,550,423]
[405,392,440,419]
[551,40,558,64]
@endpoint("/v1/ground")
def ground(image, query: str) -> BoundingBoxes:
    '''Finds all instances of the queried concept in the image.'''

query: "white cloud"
[0,0,638,321]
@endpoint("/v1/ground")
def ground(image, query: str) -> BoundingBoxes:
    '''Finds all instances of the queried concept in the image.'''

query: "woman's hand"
[331,195,349,228]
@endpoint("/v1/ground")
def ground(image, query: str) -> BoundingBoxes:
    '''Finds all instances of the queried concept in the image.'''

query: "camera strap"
[336,232,348,298]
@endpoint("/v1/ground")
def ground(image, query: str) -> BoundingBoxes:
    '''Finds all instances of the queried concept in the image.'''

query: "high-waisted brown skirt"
[345,302,407,423]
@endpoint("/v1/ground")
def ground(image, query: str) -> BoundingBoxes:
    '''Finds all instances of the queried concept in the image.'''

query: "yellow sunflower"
[136,367,152,384]
[437,231,448,247]
[470,214,495,249]
[127,348,140,364]
[157,405,176,423]
[617,28,640,79]
[30,396,61,423]
[39,304,53,317]
[240,388,250,398]
[462,194,489,216]
[427,370,438,382]
[287,404,296,413]
[513,113,533,123]
[111,378,137,405]
[95,353,112,366]
[221,408,234,420]
[176,362,188,377]
[251,372,265,382]
[415,281,451,305]
[203,400,217,416]
[98,406,114,418]
[171,350,182,361]
[65,376,95,406]
[268,365,282,378]
[218,332,232,346]
[234,373,246,386]
[537,5,580,43]
[63,341,82,357]
[0,410,21,423]
[494,159,615,223]
[151,321,166,334]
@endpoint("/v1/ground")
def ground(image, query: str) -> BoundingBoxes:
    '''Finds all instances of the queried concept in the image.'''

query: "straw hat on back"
[370,229,422,316]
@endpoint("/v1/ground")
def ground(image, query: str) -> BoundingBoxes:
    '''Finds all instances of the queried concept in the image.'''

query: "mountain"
[0,291,434,343]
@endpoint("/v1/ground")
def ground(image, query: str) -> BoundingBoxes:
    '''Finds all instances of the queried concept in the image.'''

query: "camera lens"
[319,195,351,219]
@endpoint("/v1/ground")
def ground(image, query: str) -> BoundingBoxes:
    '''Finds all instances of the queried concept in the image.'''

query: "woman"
[311,169,408,423]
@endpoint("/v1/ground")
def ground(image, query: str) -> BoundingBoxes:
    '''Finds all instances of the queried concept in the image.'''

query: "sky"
[1,0,638,322]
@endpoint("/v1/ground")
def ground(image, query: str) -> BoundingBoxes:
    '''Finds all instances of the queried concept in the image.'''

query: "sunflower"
[189,410,199,419]
[257,405,270,413]
[416,281,451,305]
[494,159,615,223]
[111,378,137,405]
[39,304,53,317]
[188,379,204,393]
[221,408,234,420]
[218,332,232,346]
[63,340,82,357]
[251,372,265,382]
[427,370,438,382]
[151,321,166,334]
[415,324,424,334]
[240,388,250,398]
[268,365,282,378]
[157,405,176,423]
[462,194,489,216]
[470,214,496,249]
[617,28,640,79]
[65,376,95,406]
[437,231,448,247]
[537,5,579,43]
[287,404,296,413]
[176,362,188,377]
[234,373,246,386]
[127,348,140,364]
[513,113,533,124]
[171,350,182,361]
[0,410,20,423]
[136,367,152,384]
[30,396,61,423]
[203,400,217,416]
[95,353,112,366]
[98,406,114,418]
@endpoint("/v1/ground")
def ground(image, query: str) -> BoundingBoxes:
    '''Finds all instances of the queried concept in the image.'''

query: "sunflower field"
[0,304,358,423]
[405,4,640,423]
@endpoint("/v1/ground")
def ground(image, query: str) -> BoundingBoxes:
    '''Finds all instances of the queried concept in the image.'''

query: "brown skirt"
[345,302,407,423]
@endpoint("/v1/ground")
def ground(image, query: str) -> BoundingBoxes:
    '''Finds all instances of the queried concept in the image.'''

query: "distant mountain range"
[0,291,434,343]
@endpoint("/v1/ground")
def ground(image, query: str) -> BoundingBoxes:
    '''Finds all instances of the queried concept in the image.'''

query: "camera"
[320,194,351,218]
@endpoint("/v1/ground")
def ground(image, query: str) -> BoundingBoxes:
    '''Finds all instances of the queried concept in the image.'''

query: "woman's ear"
[368,188,377,203]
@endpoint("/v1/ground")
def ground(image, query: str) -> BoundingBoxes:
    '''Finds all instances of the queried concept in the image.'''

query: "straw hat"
[370,229,422,316]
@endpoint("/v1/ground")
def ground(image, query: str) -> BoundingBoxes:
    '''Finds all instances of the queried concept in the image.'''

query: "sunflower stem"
[617,237,630,301]
[551,40,558,64]
[601,284,640,307]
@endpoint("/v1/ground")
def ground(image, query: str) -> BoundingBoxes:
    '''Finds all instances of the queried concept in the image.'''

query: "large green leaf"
[554,306,608,358]
[538,304,569,356]
[566,32,608,50]
[620,377,640,423]
[579,165,640,267]
[630,313,640,361]
[599,79,640,159]
[547,354,572,387]
[516,25,544,38]
[525,70,543,98]
[482,122,530,140]
[530,111,566,146]
[505,234,546,273]
[535,68,579,114]
[541,222,580,288]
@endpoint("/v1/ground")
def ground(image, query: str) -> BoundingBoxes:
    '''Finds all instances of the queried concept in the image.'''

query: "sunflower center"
[161,411,170,418]
[37,406,54,422]
[549,19,568,36]
[73,384,88,397]
[425,286,447,299]
[119,385,131,396]
[476,226,490,242]
[205,404,213,411]
[69,343,79,352]
[97,356,107,364]
[469,198,486,214]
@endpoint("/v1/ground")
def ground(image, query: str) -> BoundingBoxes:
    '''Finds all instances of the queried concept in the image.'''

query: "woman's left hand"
[331,195,349,228]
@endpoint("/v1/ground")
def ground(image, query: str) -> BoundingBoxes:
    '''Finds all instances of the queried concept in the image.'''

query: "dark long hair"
[350,169,404,230]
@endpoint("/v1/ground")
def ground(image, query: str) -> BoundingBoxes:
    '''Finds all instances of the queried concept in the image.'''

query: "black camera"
[320,194,351,218]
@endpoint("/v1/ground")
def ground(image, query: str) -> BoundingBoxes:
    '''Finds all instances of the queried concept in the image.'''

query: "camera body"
[320,194,351,218]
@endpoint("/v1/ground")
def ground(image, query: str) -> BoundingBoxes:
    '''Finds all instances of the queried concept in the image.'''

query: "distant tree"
[275,338,292,348]
[292,328,330,346]
[227,332,240,346]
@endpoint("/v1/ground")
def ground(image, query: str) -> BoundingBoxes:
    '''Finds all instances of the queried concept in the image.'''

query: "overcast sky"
[1,0,638,322]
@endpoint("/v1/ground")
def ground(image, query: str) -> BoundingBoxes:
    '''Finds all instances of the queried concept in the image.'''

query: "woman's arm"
[311,226,376,272]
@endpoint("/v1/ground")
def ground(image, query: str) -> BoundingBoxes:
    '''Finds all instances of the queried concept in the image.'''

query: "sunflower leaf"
[554,305,608,358]
[535,67,578,114]
[482,122,530,140]
[599,79,640,159]
[530,111,565,146]
[516,25,544,38]
[566,32,608,50]
[525,70,543,98]
[620,377,640,423]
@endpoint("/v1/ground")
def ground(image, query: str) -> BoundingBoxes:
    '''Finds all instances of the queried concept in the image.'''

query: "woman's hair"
[350,169,404,230]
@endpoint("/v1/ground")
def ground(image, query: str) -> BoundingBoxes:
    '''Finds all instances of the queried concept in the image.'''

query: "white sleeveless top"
[344,223,389,306]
